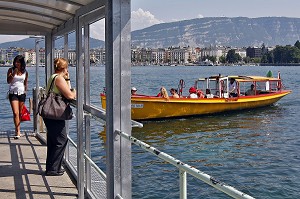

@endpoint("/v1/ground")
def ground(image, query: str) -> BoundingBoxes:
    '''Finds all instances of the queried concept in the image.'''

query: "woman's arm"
[55,75,76,100]
[7,68,15,84]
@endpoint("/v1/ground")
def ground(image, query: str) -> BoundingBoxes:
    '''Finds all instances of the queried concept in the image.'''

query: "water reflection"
[132,105,283,142]
[98,105,285,159]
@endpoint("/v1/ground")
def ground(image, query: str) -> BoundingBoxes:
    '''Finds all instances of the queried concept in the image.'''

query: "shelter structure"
[0,0,133,198]
[0,1,257,199]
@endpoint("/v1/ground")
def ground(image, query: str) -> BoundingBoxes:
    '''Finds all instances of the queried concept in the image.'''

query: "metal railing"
[34,86,253,198]
[67,136,107,180]
[115,129,255,199]
[33,87,143,198]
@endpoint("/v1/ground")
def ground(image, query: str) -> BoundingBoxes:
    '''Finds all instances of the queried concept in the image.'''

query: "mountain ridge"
[0,33,104,49]
[131,17,300,48]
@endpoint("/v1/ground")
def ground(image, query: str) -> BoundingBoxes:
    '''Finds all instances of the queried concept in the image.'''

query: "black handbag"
[38,75,73,120]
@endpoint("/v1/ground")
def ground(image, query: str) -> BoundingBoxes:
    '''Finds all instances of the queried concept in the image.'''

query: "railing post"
[179,169,187,199]
[83,22,92,194]
[63,33,70,164]
[34,38,40,135]
[76,15,85,199]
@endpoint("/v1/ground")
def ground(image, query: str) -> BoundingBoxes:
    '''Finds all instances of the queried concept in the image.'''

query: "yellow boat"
[100,73,291,120]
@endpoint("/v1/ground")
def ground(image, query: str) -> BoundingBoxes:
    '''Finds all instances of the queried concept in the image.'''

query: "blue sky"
[1,0,300,43]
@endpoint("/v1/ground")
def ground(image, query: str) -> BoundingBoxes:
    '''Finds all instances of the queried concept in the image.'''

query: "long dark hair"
[13,55,26,73]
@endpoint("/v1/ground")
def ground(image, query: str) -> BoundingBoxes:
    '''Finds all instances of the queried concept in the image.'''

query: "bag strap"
[47,74,58,94]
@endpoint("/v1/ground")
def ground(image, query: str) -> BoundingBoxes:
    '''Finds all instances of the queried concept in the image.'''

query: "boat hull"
[100,91,291,120]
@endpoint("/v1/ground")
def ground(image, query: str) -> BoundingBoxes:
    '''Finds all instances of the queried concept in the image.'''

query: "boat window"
[219,77,228,98]
[256,81,279,93]
[240,82,255,96]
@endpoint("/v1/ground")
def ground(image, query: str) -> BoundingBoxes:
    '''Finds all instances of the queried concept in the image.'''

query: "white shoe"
[14,135,20,139]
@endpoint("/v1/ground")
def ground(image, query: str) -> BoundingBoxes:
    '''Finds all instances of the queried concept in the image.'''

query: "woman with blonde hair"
[157,86,169,99]
[44,58,76,176]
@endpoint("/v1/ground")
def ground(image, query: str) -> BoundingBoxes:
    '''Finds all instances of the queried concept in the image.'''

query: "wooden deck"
[0,131,78,199]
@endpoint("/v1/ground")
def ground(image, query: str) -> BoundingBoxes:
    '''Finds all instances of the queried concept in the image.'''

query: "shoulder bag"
[38,75,73,120]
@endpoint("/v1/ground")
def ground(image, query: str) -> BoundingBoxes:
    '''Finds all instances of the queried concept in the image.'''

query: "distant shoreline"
[260,63,300,66]
[0,65,12,67]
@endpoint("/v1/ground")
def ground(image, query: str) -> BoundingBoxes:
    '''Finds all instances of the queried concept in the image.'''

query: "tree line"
[203,40,300,64]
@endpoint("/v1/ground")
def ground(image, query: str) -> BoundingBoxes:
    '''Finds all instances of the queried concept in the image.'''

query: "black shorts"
[9,93,26,102]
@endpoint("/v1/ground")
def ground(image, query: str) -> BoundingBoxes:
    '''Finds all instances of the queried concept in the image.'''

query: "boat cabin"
[194,73,283,98]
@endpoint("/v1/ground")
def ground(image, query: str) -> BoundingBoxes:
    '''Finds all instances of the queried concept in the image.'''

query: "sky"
[1,0,300,43]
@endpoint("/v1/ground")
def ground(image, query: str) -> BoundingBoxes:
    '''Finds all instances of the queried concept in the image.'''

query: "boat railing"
[115,129,255,199]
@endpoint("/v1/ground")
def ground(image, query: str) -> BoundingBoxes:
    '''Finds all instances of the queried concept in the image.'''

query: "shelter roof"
[0,0,102,36]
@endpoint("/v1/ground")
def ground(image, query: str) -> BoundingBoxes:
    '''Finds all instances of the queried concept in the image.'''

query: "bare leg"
[19,101,24,135]
[10,100,23,136]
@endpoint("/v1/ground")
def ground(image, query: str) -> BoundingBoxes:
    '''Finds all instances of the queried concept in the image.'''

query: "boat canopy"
[230,76,281,82]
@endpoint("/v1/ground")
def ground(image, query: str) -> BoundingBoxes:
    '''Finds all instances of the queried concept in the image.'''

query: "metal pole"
[179,169,187,199]
[35,39,40,135]
[83,23,92,194]
[31,36,44,134]
[76,16,85,199]
[64,33,70,163]
[105,0,132,198]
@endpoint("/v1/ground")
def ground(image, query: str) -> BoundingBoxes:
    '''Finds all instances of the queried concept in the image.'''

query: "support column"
[83,23,92,194]
[105,0,132,198]
[76,16,85,199]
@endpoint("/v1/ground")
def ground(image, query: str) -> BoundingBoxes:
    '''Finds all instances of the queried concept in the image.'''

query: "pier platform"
[0,131,78,199]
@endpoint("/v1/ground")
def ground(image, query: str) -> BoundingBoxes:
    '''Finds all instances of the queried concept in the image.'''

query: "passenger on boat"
[229,78,238,97]
[157,87,169,99]
[205,89,214,98]
[189,87,198,98]
[197,89,205,98]
[131,87,137,95]
[170,88,179,98]
[245,84,255,96]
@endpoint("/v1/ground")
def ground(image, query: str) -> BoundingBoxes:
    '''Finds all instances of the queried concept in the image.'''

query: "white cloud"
[170,14,204,22]
[89,8,163,41]
[131,8,163,31]
[197,14,204,18]
[90,20,105,41]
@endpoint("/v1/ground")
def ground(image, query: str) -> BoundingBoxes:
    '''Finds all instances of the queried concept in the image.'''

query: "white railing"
[115,129,255,199]
[35,88,254,198]
[67,136,107,180]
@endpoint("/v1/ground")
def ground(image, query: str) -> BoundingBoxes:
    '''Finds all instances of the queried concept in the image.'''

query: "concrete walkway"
[0,131,78,199]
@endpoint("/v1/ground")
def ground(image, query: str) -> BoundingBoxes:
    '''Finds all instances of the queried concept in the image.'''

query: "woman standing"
[7,55,28,139]
[44,58,76,176]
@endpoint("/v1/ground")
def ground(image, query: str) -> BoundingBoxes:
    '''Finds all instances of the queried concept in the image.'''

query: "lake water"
[1,65,299,198]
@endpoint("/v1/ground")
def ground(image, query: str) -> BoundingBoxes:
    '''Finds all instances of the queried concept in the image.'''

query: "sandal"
[14,135,21,139]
